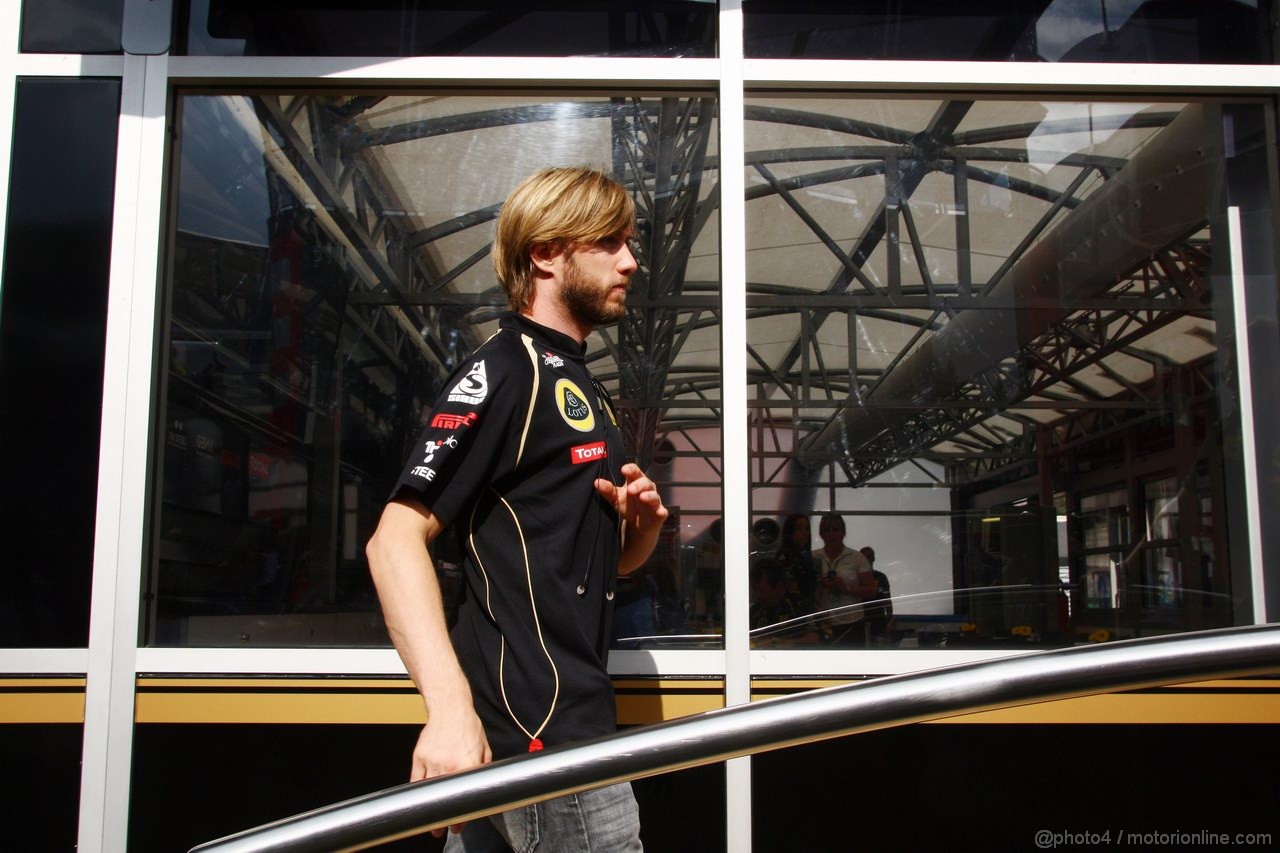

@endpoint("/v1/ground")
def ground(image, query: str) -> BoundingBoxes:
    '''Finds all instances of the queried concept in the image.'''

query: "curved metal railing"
[192,624,1280,852]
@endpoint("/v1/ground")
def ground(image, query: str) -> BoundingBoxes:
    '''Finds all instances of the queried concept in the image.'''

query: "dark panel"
[20,0,124,54]
[129,723,723,851]
[129,724,433,852]
[178,0,715,57]
[0,724,83,850]
[754,724,1280,850]
[744,0,1272,63]
[0,78,120,647]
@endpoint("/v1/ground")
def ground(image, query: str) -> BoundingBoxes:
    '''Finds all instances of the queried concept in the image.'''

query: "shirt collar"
[501,312,588,359]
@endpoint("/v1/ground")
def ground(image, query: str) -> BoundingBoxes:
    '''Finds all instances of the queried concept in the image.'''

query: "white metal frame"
[0,4,1276,852]
[1228,206,1270,624]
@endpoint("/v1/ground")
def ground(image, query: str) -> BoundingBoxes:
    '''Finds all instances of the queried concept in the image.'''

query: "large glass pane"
[20,0,124,54]
[745,95,1275,650]
[0,724,84,849]
[152,92,722,648]
[0,78,120,647]
[179,0,717,57]
[744,0,1273,63]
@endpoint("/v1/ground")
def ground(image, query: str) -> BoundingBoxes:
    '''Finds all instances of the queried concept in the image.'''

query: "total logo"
[543,351,565,368]
[410,465,436,481]
[448,360,488,405]
[570,441,608,465]
[431,411,478,430]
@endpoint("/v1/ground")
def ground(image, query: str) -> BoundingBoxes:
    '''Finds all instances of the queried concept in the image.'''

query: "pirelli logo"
[570,441,608,464]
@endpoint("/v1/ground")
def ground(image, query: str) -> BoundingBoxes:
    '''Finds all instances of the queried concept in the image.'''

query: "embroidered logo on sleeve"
[448,361,488,404]
[422,434,458,465]
[431,411,478,430]
[570,441,608,464]
[555,378,595,432]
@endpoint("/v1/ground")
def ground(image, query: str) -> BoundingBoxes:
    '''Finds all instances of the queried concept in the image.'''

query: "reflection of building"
[2,4,1279,851]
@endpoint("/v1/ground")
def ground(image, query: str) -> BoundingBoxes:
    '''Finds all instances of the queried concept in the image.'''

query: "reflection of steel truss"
[829,243,1212,485]
[195,93,1213,495]
[597,97,716,466]
[746,100,1213,492]
[242,95,719,463]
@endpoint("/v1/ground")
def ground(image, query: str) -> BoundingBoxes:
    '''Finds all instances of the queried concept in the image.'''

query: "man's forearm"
[367,500,491,784]
[366,502,472,712]
[618,518,662,573]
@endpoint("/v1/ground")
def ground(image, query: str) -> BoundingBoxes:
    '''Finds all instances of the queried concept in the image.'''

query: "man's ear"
[530,241,562,273]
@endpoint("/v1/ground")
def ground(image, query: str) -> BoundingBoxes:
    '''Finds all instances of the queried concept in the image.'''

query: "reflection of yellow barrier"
[752,678,1280,725]
[5,672,1276,727]
[0,678,86,723]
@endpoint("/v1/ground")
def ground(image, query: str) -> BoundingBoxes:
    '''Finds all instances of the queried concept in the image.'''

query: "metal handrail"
[191,624,1280,852]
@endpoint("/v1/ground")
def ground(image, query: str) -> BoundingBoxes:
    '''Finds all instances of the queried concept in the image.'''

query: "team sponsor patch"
[431,411,478,430]
[554,378,595,432]
[422,434,458,464]
[570,441,608,464]
[410,465,436,481]
[543,351,565,368]
[448,361,488,405]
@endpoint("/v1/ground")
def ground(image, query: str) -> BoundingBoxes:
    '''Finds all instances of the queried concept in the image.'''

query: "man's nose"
[617,243,638,275]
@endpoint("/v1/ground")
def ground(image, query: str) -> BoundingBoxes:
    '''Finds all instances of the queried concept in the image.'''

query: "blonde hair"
[492,167,636,312]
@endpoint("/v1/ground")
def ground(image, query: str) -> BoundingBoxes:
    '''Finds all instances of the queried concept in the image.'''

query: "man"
[859,545,894,644]
[812,513,877,647]
[366,167,667,851]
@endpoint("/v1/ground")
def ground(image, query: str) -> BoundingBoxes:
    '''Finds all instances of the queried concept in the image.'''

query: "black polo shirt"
[392,312,627,759]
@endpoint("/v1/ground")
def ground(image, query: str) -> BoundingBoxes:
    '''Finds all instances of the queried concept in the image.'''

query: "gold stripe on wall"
[749,678,1280,725]
[135,678,423,724]
[933,690,1280,724]
[614,679,725,724]
[73,675,1280,726]
[132,677,726,725]
[0,678,86,723]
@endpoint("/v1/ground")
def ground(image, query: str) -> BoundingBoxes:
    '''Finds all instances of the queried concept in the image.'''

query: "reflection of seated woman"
[749,558,800,628]
[778,513,817,611]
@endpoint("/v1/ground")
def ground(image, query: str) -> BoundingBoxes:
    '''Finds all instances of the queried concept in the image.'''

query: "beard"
[561,254,628,326]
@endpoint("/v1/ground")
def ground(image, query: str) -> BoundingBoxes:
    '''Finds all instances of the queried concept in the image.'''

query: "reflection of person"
[695,518,723,624]
[366,167,666,851]
[778,513,817,607]
[860,546,894,643]
[813,513,877,646]
[750,557,802,630]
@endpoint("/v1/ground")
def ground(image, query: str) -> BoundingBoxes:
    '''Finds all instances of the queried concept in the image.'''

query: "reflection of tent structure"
[793,102,1215,485]
[175,93,1224,506]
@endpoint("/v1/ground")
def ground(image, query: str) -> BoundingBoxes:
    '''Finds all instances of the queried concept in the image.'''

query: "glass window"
[744,95,1276,650]
[0,724,83,849]
[0,78,120,647]
[20,0,124,54]
[178,0,717,57]
[743,0,1273,63]
[151,91,722,648]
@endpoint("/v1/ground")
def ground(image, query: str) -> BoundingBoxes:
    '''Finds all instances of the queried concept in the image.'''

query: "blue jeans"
[443,782,642,852]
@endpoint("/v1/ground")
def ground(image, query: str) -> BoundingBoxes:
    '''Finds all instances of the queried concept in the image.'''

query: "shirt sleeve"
[390,345,527,527]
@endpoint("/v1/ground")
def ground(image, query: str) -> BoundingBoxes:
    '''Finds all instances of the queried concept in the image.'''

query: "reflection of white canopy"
[177,93,1217,486]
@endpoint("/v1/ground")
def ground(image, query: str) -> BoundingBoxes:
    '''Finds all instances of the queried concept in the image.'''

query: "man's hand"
[411,705,492,836]
[596,463,668,533]
[596,463,669,573]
